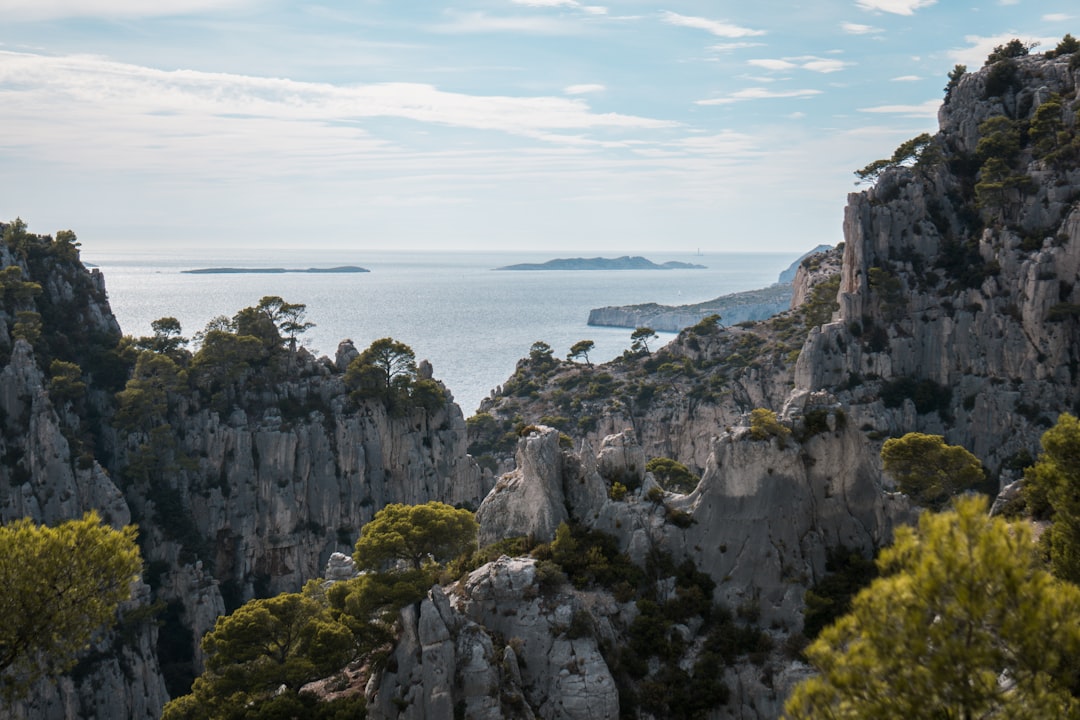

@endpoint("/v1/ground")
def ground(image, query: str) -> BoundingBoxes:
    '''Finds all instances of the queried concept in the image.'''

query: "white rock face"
[476,426,569,545]
[370,558,619,720]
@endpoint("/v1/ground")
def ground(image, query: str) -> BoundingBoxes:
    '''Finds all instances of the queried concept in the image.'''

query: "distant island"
[182,266,369,274]
[495,256,706,271]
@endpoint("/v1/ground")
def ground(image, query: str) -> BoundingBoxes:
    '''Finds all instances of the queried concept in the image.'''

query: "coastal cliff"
[0,222,487,718]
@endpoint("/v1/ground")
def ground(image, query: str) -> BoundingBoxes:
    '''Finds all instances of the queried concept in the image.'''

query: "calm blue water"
[82,249,796,414]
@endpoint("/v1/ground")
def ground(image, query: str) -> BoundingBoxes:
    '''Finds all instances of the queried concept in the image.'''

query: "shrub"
[645,457,700,493]
[749,408,791,443]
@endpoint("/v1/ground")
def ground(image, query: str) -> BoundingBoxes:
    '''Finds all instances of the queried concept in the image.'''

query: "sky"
[0,1,1076,254]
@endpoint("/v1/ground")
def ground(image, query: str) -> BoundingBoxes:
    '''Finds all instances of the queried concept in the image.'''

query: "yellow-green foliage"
[786,496,1080,719]
[748,408,790,443]
[48,359,86,403]
[0,513,141,701]
[645,457,700,494]
[1023,413,1080,584]
[162,581,361,720]
[880,432,984,509]
[353,501,477,571]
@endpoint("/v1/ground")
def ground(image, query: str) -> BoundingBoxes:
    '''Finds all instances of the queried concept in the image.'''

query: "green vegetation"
[48,359,87,403]
[786,496,1080,719]
[880,432,986,509]
[567,339,595,367]
[748,408,790,444]
[1023,414,1080,584]
[801,274,840,328]
[0,513,141,701]
[165,502,479,718]
[524,521,758,718]
[943,63,966,99]
[855,133,941,185]
[688,313,722,335]
[1047,33,1079,57]
[353,502,477,571]
[344,338,446,414]
[645,457,700,494]
[630,326,657,355]
[161,584,358,720]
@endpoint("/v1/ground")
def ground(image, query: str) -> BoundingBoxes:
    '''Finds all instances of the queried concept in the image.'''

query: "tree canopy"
[1023,413,1080,584]
[353,501,478,571]
[880,432,985,509]
[161,583,360,720]
[631,327,657,355]
[343,338,444,413]
[786,495,1080,720]
[854,133,940,185]
[0,512,141,701]
[567,339,595,367]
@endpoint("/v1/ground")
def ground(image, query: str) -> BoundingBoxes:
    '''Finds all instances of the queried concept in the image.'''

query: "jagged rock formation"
[798,50,1080,474]
[464,45,1080,718]
[369,561,619,720]
[0,223,488,717]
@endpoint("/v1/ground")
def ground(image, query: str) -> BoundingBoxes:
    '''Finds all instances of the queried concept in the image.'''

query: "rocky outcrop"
[369,559,619,720]
[796,51,1080,474]
[0,226,490,718]
[476,427,568,546]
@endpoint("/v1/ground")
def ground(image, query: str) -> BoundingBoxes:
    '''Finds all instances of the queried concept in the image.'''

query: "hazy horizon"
[2,1,1075,254]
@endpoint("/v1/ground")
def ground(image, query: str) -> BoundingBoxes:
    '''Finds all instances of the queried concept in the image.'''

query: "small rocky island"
[182,265,369,274]
[495,255,706,271]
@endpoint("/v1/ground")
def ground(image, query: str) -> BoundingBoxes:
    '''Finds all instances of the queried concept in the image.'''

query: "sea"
[81,249,799,415]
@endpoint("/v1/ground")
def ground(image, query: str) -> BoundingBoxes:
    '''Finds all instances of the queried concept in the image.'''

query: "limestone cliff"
[0,223,487,717]
[464,44,1080,718]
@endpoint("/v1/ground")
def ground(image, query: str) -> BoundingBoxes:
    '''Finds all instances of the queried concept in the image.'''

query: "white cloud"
[565,83,604,94]
[858,99,940,117]
[1043,13,1071,22]
[841,22,882,34]
[749,56,850,74]
[855,0,936,16]
[0,51,674,166]
[660,11,765,38]
[748,59,797,71]
[696,88,822,105]
[891,75,921,81]
[510,0,608,13]
[802,58,849,73]
[997,0,1020,5]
